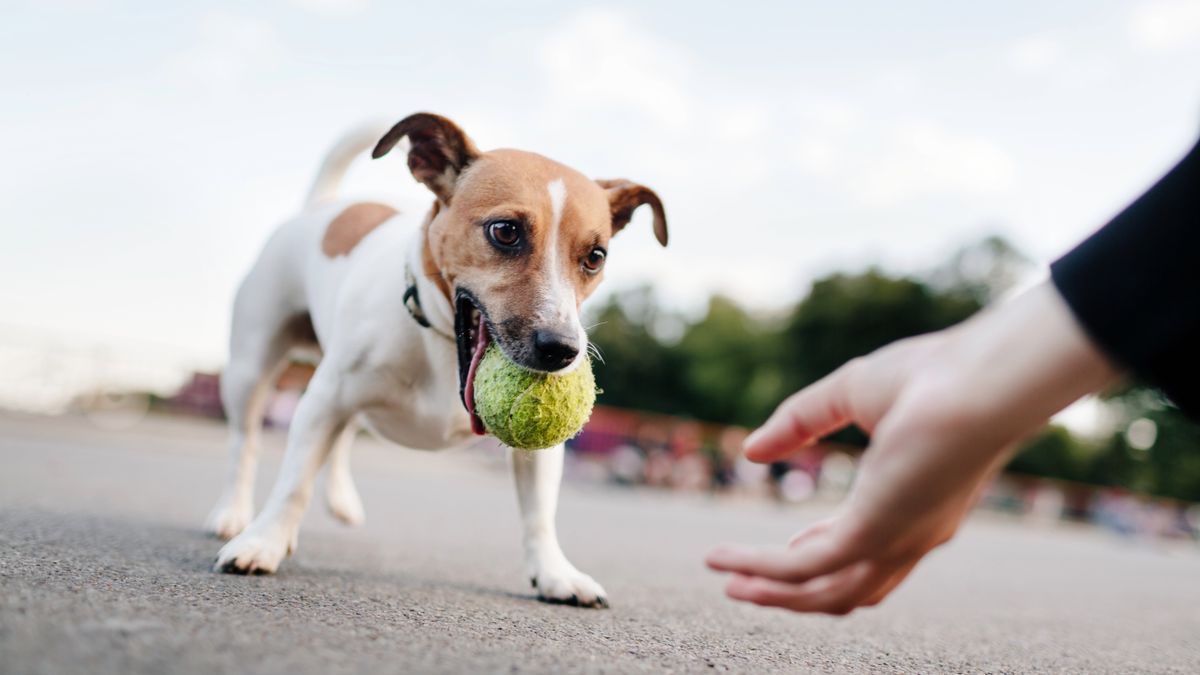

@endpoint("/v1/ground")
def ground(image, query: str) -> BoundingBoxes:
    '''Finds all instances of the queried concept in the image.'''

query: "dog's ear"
[595,179,668,247]
[372,113,481,204]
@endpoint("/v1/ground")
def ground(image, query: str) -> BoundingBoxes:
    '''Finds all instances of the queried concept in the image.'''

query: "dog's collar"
[404,263,454,341]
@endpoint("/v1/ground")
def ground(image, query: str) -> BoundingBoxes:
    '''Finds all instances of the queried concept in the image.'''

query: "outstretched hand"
[706,282,1117,614]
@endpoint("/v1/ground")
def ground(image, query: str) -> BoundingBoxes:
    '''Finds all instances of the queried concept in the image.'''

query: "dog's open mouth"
[455,291,490,436]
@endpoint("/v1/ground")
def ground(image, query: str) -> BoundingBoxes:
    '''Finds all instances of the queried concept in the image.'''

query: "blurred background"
[4,1,1200,539]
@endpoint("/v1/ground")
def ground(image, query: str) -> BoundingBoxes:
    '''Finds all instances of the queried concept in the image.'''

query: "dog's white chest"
[336,333,475,451]
[358,380,475,451]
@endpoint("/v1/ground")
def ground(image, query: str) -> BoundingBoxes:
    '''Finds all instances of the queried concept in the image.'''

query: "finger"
[725,562,889,615]
[743,365,858,463]
[788,518,833,548]
[706,535,855,584]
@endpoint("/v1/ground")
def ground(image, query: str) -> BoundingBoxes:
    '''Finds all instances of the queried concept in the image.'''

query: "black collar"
[404,264,454,341]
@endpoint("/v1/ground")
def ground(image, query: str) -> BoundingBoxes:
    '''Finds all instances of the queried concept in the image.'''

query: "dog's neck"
[405,202,456,339]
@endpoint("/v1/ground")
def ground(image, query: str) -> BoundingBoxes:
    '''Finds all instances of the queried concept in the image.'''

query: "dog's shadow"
[194,527,552,607]
[2,508,588,612]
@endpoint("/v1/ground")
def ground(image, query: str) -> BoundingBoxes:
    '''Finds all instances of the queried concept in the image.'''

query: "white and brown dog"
[205,113,667,607]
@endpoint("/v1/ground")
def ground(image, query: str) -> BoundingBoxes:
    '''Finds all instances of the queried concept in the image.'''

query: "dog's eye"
[487,220,521,249]
[582,247,606,273]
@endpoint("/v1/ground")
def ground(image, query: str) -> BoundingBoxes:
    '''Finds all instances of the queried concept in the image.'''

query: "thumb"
[743,365,856,463]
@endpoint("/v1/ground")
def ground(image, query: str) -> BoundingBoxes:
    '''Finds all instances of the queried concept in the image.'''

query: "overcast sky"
[3,0,1200,371]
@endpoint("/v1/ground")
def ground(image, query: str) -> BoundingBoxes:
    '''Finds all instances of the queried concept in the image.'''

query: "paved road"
[1,412,1198,674]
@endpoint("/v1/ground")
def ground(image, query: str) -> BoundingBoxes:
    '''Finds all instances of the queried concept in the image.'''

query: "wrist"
[948,280,1120,432]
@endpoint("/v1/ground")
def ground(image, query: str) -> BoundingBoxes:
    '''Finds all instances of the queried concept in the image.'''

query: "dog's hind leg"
[324,420,365,526]
[215,366,350,574]
[204,329,291,540]
[205,272,317,539]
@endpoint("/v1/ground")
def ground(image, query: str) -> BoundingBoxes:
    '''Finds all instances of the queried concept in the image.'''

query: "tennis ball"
[473,345,596,450]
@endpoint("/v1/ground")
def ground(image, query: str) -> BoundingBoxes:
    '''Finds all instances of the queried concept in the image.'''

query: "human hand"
[706,281,1117,614]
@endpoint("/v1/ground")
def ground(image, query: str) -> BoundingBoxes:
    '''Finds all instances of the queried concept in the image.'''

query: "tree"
[586,287,688,417]
[673,295,786,426]
[1092,386,1200,501]
[1007,425,1091,482]
[781,269,981,393]
[927,235,1033,305]
[583,237,1200,501]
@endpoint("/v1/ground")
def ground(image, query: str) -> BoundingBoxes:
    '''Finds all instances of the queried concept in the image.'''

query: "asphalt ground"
[1,412,1198,674]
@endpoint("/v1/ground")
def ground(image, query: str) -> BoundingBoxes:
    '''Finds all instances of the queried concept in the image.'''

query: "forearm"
[944,280,1120,438]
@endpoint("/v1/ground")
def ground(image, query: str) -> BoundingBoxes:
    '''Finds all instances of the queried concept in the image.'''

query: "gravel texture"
[1,412,1198,674]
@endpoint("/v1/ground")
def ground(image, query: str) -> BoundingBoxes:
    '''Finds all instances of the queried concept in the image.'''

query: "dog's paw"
[205,498,253,540]
[213,526,294,575]
[530,562,609,608]
[325,474,365,527]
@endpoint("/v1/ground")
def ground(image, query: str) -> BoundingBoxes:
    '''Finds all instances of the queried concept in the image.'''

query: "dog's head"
[373,113,668,430]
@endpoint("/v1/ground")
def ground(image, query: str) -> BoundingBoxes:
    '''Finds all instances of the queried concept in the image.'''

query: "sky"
[2,0,1200,403]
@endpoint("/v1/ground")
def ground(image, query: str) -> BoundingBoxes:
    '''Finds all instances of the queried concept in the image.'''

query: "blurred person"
[778,470,817,503]
[765,460,793,502]
[1026,484,1066,525]
[608,442,646,486]
[717,427,748,480]
[732,453,771,498]
[700,437,730,491]
[707,136,1200,614]
[634,421,673,486]
[671,451,714,491]
[706,427,746,491]
[1184,503,1200,540]
[643,446,675,487]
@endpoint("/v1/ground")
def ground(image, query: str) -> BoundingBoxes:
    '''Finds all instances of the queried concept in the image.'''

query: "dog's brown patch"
[420,202,452,301]
[322,202,398,257]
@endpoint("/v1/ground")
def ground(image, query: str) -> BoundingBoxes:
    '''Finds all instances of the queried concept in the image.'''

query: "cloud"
[169,11,284,90]
[539,7,694,129]
[528,7,1021,307]
[1130,0,1200,51]
[858,122,1017,206]
[1006,35,1065,72]
[289,0,370,14]
[788,95,863,176]
[288,0,367,14]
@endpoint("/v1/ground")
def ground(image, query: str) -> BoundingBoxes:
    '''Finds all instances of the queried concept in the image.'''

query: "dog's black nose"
[532,330,579,371]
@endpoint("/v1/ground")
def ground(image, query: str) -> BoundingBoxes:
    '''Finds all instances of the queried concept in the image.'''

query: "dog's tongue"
[463,323,490,436]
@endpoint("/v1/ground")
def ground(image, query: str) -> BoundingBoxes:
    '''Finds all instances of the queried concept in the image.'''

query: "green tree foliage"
[927,235,1032,305]
[674,296,785,426]
[1085,388,1200,502]
[1145,408,1200,502]
[586,237,1200,500]
[589,291,787,426]
[587,286,688,417]
[780,270,980,393]
[1007,425,1090,482]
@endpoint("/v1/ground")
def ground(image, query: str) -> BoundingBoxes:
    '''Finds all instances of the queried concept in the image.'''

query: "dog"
[204,113,667,607]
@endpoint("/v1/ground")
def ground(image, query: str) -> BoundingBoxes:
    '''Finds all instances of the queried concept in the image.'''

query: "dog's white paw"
[529,560,609,608]
[205,497,253,540]
[214,524,295,575]
[325,474,365,527]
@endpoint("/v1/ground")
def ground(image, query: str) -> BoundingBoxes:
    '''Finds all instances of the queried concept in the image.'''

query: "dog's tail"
[304,120,393,207]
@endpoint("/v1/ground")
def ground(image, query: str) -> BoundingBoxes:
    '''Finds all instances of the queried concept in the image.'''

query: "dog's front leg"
[214,375,349,575]
[511,445,608,607]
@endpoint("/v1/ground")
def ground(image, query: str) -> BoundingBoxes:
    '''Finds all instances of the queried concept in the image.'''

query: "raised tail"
[304,120,393,207]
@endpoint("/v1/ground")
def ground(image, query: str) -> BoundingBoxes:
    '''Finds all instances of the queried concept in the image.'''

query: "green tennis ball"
[473,345,596,450]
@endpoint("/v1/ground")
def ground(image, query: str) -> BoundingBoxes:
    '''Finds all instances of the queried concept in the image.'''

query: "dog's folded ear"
[373,113,481,204]
[595,179,668,247]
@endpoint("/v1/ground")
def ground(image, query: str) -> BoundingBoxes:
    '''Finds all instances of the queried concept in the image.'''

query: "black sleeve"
[1050,137,1200,417]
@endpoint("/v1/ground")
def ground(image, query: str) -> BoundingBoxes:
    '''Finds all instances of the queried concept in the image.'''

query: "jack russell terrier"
[205,113,668,607]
